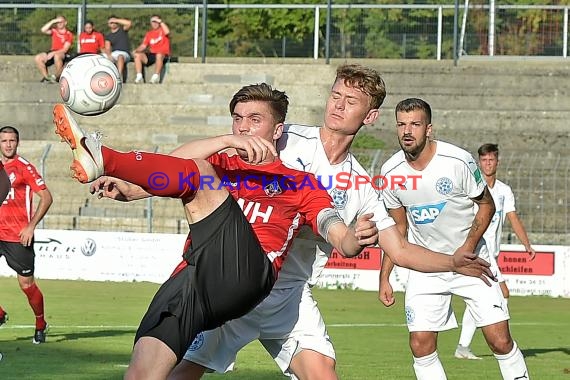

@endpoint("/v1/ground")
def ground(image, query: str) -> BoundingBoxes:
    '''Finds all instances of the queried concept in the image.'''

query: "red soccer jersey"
[0,156,47,242]
[206,153,335,274]
[79,31,105,54]
[50,29,74,51]
[143,28,171,55]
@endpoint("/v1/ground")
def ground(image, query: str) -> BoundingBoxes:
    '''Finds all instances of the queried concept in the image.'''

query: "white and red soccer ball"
[59,54,122,116]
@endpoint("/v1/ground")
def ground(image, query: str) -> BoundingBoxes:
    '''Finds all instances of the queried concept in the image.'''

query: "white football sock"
[413,351,447,380]
[458,308,478,347]
[494,341,530,379]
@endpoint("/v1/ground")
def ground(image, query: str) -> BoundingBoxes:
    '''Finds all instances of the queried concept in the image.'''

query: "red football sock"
[22,283,46,330]
[101,146,201,198]
[0,306,6,317]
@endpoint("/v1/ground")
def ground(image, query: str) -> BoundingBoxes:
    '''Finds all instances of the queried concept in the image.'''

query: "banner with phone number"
[317,244,570,298]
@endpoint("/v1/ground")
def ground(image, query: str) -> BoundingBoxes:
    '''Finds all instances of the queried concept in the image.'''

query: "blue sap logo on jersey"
[188,332,204,351]
[409,202,446,224]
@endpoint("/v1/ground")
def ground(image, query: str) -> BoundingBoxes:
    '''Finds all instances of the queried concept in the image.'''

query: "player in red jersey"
[78,20,105,55]
[0,162,10,204]
[132,15,171,84]
[34,15,74,83]
[53,83,379,379]
[0,126,53,343]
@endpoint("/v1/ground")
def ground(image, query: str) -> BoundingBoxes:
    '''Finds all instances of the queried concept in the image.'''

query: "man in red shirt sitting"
[34,15,74,83]
[132,15,171,84]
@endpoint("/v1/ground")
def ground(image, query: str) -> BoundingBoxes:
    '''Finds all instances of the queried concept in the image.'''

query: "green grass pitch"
[0,277,569,379]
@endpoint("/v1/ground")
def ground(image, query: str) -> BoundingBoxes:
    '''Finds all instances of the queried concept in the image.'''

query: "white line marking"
[0,322,564,330]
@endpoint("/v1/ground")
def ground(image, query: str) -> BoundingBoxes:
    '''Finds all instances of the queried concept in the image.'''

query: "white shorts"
[404,271,509,332]
[183,283,335,376]
[487,253,505,282]
[104,50,130,63]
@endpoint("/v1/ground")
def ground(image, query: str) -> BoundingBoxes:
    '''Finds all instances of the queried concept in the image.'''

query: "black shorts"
[45,51,72,67]
[144,52,169,66]
[0,240,35,276]
[134,195,276,361]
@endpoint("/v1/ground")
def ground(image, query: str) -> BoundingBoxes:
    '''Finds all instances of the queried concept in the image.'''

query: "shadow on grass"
[203,368,285,379]
[522,347,570,357]
[11,328,136,343]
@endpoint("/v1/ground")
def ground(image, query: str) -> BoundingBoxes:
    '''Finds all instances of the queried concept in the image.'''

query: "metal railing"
[0,3,568,60]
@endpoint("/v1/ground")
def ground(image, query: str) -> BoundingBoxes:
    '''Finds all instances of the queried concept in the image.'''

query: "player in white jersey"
[169,66,494,380]
[378,98,530,380]
[455,143,536,360]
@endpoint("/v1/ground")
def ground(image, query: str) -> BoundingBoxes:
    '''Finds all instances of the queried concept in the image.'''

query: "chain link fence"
[0,2,568,59]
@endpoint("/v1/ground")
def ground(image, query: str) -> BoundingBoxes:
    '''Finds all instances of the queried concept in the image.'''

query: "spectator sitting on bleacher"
[104,16,132,83]
[34,15,74,83]
[132,15,170,84]
[78,20,105,56]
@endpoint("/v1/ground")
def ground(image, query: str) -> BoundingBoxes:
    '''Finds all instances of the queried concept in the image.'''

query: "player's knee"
[488,334,513,355]
[290,350,337,380]
[123,366,142,380]
[409,333,437,357]
[168,360,206,380]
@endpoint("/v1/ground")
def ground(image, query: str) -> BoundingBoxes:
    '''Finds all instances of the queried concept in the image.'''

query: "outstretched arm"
[90,176,151,202]
[170,135,277,163]
[322,212,378,258]
[379,225,493,283]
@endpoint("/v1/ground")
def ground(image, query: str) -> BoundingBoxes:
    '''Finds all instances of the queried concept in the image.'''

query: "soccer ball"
[59,54,122,116]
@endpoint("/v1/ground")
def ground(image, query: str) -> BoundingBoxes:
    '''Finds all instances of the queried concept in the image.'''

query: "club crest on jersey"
[188,332,204,351]
[264,179,282,197]
[435,177,453,195]
[330,188,348,210]
[405,306,415,324]
[409,202,446,224]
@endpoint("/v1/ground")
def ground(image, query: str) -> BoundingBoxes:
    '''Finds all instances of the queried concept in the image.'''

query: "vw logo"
[81,238,97,257]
